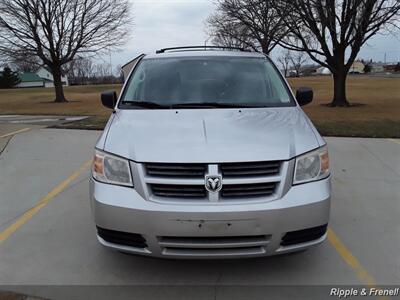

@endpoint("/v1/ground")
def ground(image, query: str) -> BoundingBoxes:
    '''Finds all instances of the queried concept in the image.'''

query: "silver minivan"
[90,46,331,259]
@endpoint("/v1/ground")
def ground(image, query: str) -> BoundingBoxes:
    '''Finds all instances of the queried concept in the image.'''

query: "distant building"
[316,67,331,75]
[370,63,385,73]
[383,64,399,73]
[349,61,365,74]
[300,65,319,76]
[36,67,69,87]
[16,66,69,88]
[16,73,48,88]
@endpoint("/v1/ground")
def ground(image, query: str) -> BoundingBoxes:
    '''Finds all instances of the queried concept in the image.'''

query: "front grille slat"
[148,165,205,170]
[148,170,205,177]
[221,161,281,178]
[146,163,206,178]
[152,186,203,192]
[221,182,277,198]
[222,190,275,197]
[222,169,279,176]
[221,163,280,170]
[153,193,205,197]
[151,184,206,198]
[153,192,205,198]
[222,184,276,191]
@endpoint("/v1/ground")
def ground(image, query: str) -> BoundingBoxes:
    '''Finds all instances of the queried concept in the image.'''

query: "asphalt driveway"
[0,127,399,300]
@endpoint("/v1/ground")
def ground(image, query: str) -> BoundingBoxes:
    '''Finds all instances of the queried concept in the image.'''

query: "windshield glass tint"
[121,56,293,107]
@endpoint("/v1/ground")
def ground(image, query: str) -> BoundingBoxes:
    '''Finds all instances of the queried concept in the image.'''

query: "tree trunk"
[52,66,68,103]
[330,71,349,107]
[295,67,300,77]
[260,39,270,55]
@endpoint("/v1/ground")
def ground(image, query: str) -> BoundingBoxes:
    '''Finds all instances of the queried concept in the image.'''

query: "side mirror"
[296,87,313,106]
[101,91,118,109]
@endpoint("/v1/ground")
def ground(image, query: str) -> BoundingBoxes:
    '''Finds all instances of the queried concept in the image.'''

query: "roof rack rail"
[156,46,251,54]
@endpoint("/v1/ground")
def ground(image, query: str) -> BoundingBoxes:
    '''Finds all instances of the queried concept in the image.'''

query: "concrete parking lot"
[0,125,399,299]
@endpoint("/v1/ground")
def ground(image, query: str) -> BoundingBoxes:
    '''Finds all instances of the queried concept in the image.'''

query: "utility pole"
[204,37,212,49]
[109,49,112,77]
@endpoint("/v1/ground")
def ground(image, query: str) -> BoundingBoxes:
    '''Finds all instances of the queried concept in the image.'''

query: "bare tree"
[10,52,41,72]
[207,13,255,50]
[65,56,95,85]
[0,0,132,102]
[290,50,308,77]
[0,50,40,72]
[277,49,292,77]
[96,63,111,79]
[207,0,287,54]
[77,57,94,84]
[64,60,78,83]
[277,0,400,106]
[115,64,124,83]
[93,62,118,84]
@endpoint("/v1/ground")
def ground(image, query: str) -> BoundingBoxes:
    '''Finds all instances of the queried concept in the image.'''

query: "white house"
[316,67,331,75]
[36,67,69,87]
[349,61,365,74]
[16,73,46,88]
[16,67,69,88]
[371,63,385,73]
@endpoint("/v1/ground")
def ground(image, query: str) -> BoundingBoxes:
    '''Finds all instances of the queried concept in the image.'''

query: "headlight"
[92,149,133,187]
[293,145,330,185]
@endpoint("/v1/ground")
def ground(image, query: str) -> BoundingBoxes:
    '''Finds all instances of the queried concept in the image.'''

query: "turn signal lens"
[93,155,104,174]
[293,145,330,185]
[320,150,330,176]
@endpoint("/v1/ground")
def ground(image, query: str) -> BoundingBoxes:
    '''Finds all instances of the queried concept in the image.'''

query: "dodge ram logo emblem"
[205,175,222,193]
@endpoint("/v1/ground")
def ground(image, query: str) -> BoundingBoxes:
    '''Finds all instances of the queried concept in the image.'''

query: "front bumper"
[90,177,331,259]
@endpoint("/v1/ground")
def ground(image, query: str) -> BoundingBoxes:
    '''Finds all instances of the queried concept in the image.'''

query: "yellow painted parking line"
[0,160,92,244]
[388,139,400,145]
[328,228,376,285]
[0,127,31,139]
[328,228,389,300]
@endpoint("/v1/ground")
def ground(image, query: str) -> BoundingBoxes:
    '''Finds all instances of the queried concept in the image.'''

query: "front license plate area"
[174,219,261,235]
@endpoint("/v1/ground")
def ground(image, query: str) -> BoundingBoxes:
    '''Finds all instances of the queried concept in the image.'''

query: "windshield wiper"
[168,102,252,108]
[121,101,267,109]
[121,101,169,109]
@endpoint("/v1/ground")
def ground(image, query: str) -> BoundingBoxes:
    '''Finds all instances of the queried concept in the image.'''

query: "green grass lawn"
[0,76,399,137]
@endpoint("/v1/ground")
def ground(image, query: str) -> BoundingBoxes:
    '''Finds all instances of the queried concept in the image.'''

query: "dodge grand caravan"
[90,46,331,259]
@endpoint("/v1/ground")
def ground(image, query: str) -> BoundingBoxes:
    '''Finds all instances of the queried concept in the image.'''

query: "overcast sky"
[108,0,400,68]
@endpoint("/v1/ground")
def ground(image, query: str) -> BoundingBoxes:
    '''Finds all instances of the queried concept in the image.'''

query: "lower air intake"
[280,224,328,246]
[97,226,147,248]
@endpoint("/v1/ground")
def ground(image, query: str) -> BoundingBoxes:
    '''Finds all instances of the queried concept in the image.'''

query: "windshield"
[120,56,294,108]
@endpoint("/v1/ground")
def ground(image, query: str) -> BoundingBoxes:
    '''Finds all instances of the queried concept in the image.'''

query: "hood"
[103,107,320,163]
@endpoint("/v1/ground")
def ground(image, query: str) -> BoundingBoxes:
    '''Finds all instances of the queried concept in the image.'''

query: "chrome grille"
[150,184,206,198]
[142,160,287,203]
[221,161,281,178]
[221,182,277,198]
[146,163,206,178]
